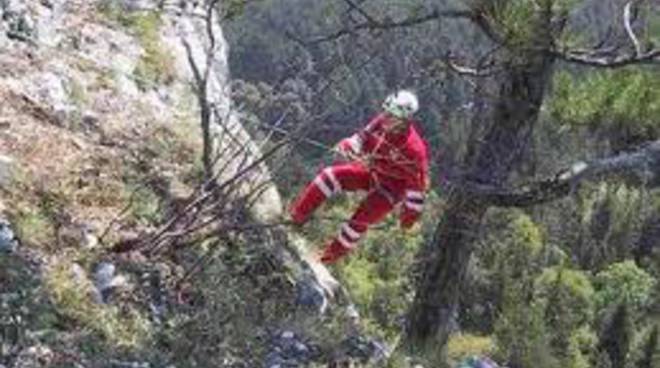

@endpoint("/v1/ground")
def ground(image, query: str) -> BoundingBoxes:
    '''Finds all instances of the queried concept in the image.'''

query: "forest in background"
[0,0,659,367]
[225,0,660,366]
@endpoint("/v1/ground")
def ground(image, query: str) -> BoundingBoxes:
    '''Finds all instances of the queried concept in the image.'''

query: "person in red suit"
[289,90,431,264]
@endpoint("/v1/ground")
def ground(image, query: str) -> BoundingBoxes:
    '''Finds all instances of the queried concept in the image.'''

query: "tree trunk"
[405,7,558,352]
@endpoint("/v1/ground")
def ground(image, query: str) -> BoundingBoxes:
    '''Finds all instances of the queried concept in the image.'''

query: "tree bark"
[405,5,558,352]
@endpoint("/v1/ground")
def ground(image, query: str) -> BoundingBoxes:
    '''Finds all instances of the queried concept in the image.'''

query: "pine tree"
[598,303,633,368]
[637,325,659,368]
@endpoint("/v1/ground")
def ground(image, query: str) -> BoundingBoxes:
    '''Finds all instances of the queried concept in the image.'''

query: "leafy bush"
[593,261,656,317]
[535,267,595,330]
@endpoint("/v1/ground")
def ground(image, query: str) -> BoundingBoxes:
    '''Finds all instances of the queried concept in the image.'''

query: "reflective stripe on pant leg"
[337,222,361,249]
[313,176,333,197]
[314,168,342,198]
[324,168,342,195]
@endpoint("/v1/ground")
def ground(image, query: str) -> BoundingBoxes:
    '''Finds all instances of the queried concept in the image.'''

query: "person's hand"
[334,138,361,161]
[400,209,420,231]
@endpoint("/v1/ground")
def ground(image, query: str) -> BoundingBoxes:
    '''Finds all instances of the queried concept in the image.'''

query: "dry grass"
[446,333,495,363]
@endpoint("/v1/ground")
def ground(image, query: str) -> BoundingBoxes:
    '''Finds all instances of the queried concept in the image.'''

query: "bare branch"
[203,0,220,85]
[624,1,642,56]
[439,52,499,77]
[303,8,474,45]
[555,48,660,67]
[342,0,377,23]
[555,1,660,67]
[458,140,660,207]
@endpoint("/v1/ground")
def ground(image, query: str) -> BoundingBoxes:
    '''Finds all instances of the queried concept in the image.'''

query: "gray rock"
[265,330,319,368]
[95,262,116,289]
[0,155,14,188]
[80,223,99,249]
[0,218,18,253]
[295,277,328,314]
[81,111,99,128]
[94,262,128,303]
[3,0,35,44]
[14,345,55,368]
[339,335,390,364]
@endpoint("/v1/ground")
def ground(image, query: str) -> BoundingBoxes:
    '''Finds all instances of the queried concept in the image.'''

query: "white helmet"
[382,90,419,119]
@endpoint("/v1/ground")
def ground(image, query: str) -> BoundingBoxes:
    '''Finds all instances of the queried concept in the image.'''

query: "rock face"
[265,330,320,368]
[0,218,18,253]
[156,1,341,316]
[159,1,283,223]
[0,1,349,365]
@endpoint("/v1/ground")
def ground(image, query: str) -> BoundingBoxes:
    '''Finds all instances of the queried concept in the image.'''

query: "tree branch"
[555,1,660,67]
[554,48,660,67]
[303,7,473,45]
[623,1,642,56]
[342,0,377,23]
[457,140,660,207]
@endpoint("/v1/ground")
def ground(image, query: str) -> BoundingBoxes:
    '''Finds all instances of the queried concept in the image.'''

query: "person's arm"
[400,144,430,229]
[336,114,385,156]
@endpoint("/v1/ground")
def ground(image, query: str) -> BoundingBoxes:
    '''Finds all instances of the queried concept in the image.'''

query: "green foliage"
[301,193,428,339]
[534,267,596,366]
[491,210,545,281]
[98,4,175,89]
[594,260,656,316]
[127,184,163,225]
[508,212,544,254]
[446,333,495,365]
[129,13,176,90]
[535,267,595,331]
[488,211,555,366]
[44,258,152,348]
[550,69,660,144]
[478,0,576,48]
[487,0,537,47]
[567,327,598,368]
[12,206,55,249]
[494,282,557,368]
[337,207,423,338]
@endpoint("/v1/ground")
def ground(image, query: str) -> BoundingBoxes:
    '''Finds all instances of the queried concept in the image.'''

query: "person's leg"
[320,190,395,264]
[289,163,371,224]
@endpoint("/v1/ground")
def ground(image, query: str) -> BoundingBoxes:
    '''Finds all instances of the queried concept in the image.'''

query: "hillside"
[0,1,383,367]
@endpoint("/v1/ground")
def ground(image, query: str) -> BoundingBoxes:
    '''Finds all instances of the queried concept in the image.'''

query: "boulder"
[93,261,129,303]
[0,218,18,253]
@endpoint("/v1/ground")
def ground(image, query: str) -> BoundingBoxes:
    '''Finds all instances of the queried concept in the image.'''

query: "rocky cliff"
[0,1,379,367]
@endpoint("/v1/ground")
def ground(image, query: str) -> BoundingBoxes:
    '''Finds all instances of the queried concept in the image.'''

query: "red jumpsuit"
[289,113,430,264]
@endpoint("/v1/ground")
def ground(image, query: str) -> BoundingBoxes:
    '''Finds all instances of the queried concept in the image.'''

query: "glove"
[319,240,352,264]
[400,207,421,230]
[336,135,362,158]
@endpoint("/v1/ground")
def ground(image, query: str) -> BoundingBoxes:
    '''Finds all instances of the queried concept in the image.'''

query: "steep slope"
[0,1,377,367]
